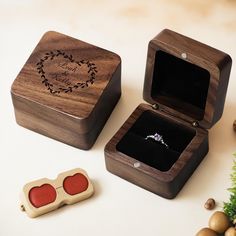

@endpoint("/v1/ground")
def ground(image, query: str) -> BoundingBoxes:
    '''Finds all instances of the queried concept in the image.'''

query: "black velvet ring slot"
[116,111,196,172]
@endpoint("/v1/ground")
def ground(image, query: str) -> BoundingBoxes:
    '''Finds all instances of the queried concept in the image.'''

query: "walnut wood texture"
[105,103,209,199]
[143,29,232,129]
[105,29,231,199]
[11,31,121,150]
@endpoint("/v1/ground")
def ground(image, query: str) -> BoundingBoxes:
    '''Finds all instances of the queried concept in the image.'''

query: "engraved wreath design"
[36,50,97,94]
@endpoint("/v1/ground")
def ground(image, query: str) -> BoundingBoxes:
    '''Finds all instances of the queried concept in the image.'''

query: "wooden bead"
[225,227,236,236]
[196,228,218,236]
[208,211,230,234]
[204,198,216,210]
[233,120,236,131]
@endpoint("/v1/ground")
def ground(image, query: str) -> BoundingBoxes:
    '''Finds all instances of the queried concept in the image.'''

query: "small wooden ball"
[204,198,216,210]
[233,120,236,131]
[196,228,218,236]
[225,227,236,236]
[208,211,230,234]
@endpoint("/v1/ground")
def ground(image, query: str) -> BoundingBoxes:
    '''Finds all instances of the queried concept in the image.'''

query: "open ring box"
[105,29,232,199]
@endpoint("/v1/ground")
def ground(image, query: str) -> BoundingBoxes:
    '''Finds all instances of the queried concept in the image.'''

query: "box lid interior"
[150,50,210,121]
[143,29,232,129]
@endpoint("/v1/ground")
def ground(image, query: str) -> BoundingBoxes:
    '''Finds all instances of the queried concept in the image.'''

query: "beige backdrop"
[0,0,236,235]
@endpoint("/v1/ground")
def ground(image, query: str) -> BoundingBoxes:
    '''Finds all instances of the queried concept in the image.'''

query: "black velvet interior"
[151,50,210,120]
[116,111,196,172]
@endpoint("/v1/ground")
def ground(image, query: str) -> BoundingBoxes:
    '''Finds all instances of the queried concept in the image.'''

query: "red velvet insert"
[29,184,57,208]
[63,173,89,195]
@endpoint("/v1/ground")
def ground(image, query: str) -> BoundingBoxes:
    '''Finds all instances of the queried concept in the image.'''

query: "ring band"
[145,133,169,149]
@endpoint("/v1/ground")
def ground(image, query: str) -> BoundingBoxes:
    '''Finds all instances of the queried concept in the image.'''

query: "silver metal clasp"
[134,162,141,168]
[192,121,199,127]
[181,52,187,59]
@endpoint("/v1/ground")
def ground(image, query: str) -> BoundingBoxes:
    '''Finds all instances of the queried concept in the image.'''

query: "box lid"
[143,29,232,129]
[11,31,121,134]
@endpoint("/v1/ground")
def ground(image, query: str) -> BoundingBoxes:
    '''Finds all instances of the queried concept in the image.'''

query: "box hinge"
[151,103,201,128]
[151,103,160,110]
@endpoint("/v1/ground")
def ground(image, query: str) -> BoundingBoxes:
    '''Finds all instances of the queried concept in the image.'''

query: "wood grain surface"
[105,29,232,198]
[105,103,209,199]
[143,29,232,129]
[11,31,121,149]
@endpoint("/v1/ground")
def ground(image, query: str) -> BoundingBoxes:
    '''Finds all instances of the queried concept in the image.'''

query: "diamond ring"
[145,133,169,149]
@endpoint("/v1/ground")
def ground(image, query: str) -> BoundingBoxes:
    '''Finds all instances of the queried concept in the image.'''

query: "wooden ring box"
[20,168,94,218]
[105,29,232,199]
[11,31,121,150]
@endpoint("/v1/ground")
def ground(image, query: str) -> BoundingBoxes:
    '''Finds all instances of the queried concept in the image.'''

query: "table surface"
[1,0,236,235]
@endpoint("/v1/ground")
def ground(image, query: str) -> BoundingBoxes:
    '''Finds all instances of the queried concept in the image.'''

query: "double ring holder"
[20,168,94,218]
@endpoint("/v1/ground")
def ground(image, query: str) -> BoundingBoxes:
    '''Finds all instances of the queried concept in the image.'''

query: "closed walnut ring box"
[11,31,121,150]
[105,29,232,199]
